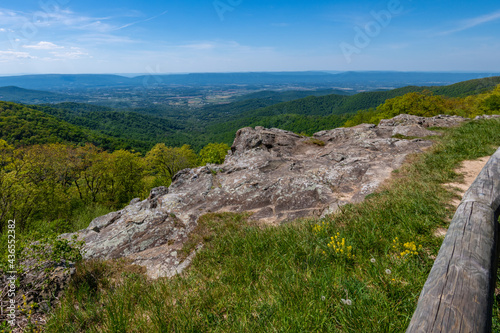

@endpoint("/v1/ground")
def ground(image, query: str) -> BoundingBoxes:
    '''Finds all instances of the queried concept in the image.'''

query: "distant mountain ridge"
[0,71,498,90]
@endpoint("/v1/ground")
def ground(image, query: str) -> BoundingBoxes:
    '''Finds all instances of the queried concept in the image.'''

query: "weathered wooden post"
[407,147,500,333]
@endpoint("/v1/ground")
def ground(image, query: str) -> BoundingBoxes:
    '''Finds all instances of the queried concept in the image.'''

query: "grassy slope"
[46,118,500,332]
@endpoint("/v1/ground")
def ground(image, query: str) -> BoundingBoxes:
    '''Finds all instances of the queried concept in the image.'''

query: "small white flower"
[345,299,352,306]
[385,269,391,274]
[341,298,346,304]
[321,296,326,301]
[370,258,376,263]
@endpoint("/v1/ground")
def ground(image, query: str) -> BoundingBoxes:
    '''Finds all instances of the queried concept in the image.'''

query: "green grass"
[305,137,326,146]
[45,118,500,332]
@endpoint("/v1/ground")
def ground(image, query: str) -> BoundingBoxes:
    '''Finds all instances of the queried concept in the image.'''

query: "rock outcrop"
[65,114,469,278]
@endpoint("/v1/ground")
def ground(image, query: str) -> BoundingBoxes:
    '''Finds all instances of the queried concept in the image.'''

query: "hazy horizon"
[0,70,499,78]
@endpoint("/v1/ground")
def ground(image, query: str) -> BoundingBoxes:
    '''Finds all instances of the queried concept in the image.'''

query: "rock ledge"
[67,114,469,278]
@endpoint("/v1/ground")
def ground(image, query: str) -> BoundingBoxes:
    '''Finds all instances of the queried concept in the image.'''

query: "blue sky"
[0,0,499,74]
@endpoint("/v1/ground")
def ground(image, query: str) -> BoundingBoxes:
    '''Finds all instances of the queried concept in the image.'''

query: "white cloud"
[0,28,5,32]
[0,50,35,61]
[440,10,500,35]
[23,41,64,50]
[50,48,88,59]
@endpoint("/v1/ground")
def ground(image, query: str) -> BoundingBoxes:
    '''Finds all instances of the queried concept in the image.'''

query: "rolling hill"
[32,103,195,151]
[0,86,76,104]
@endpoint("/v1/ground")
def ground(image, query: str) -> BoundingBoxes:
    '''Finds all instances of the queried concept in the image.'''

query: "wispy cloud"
[0,6,148,34]
[440,10,500,35]
[114,10,168,30]
[50,47,88,59]
[76,34,137,44]
[0,8,28,28]
[177,40,275,54]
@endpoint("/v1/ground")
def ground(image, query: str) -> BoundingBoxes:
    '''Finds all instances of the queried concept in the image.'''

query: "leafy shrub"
[199,143,230,165]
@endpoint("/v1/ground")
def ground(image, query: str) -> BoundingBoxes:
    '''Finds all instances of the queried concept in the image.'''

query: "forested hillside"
[431,76,500,97]
[227,76,500,122]
[345,83,500,127]
[0,102,141,151]
[200,76,500,141]
[232,88,353,102]
[33,103,193,151]
[0,86,74,104]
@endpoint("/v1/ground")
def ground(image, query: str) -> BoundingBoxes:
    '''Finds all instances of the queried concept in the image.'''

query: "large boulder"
[66,114,470,278]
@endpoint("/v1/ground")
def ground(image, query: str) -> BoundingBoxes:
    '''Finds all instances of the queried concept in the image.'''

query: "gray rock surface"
[474,114,500,120]
[67,114,469,278]
[378,114,468,127]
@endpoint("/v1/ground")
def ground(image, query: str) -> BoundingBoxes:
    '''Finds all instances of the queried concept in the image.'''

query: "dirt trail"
[445,156,491,206]
[434,156,491,237]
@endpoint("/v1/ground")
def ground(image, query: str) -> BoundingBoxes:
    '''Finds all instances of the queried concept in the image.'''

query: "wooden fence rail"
[407,147,500,332]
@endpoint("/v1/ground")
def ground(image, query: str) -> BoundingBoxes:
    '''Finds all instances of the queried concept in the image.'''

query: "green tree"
[73,144,109,204]
[106,150,146,206]
[345,91,465,126]
[0,143,79,230]
[481,95,500,112]
[146,144,197,187]
[373,91,454,121]
[198,143,230,165]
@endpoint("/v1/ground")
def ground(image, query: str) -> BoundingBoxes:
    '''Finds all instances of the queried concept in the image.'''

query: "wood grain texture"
[407,147,500,333]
